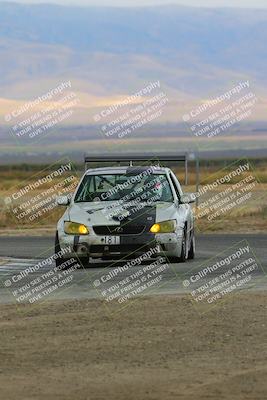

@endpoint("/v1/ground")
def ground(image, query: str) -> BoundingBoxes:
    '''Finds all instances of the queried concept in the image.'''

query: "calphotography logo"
[183,81,258,141]
[5,81,80,144]
[181,241,266,313]
[89,243,177,314]
[2,158,79,229]
[0,246,87,306]
[194,158,264,231]
[94,80,169,144]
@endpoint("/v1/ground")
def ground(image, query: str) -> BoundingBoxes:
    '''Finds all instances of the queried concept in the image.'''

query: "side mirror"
[180,193,196,204]
[57,195,70,206]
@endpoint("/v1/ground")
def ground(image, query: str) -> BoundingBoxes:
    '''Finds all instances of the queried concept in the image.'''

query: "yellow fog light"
[150,220,176,233]
[64,222,89,235]
[150,223,161,233]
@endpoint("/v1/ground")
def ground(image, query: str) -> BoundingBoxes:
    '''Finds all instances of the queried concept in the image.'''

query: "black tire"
[55,232,89,269]
[188,230,195,260]
[55,232,63,267]
[178,229,187,262]
[77,257,90,268]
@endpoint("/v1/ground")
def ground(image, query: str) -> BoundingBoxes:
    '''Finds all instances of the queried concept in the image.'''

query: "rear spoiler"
[84,153,187,164]
[84,153,200,197]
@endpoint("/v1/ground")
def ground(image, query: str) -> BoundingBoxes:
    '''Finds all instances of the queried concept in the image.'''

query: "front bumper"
[58,229,183,260]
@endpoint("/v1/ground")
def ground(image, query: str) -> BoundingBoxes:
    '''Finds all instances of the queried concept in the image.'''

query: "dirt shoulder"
[0,293,267,400]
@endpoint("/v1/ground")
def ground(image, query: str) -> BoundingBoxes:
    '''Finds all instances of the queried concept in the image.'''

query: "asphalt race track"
[0,234,266,306]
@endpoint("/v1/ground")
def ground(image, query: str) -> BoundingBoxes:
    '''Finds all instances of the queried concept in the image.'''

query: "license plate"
[103,236,120,245]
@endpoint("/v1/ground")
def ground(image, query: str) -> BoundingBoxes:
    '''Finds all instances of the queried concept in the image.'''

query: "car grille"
[90,244,156,254]
[93,225,145,235]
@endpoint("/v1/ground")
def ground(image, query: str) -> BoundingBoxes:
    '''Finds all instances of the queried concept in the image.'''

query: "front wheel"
[179,229,187,262]
[55,232,64,268]
[188,229,195,260]
[78,257,90,268]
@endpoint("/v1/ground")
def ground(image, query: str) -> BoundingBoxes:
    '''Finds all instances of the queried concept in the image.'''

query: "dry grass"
[0,168,80,230]
[0,164,266,234]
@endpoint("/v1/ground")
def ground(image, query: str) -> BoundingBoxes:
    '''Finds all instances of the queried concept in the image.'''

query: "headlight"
[150,220,176,233]
[64,222,89,235]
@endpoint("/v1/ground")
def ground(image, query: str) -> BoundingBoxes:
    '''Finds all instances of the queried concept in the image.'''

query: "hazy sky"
[1,0,267,8]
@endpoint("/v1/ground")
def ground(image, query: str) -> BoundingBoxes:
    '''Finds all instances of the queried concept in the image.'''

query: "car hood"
[67,201,179,226]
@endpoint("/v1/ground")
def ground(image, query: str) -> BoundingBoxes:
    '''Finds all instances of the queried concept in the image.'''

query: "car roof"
[85,166,169,175]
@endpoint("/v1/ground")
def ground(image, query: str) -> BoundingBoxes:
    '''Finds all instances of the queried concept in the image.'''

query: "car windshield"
[74,173,174,203]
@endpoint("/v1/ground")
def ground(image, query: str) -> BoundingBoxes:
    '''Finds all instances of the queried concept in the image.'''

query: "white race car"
[55,158,195,266]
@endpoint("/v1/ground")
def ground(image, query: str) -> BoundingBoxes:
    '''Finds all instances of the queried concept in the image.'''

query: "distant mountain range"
[1,3,267,69]
[1,3,267,89]
[0,2,266,146]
